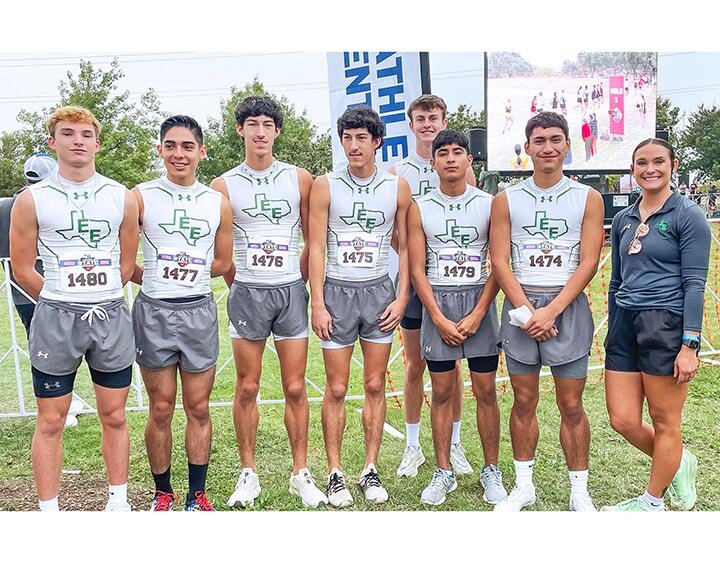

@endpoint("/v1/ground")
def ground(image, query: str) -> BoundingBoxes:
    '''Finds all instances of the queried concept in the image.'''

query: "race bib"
[519,240,572,270]
[59,251,112,293]
[247,236,289,272]
[336,233,380,268]
[437,249,485,283]
[156,246,207,287]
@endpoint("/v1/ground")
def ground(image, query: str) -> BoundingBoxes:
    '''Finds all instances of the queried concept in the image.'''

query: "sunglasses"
[628,222,650,255]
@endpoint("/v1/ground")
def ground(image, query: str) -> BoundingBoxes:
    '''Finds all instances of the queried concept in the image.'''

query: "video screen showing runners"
[486,52,658,173]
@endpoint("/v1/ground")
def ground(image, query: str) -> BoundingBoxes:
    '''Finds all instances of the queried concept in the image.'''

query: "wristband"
[682,333,700,342]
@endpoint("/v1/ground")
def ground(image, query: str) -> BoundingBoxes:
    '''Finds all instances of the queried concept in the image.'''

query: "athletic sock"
[188,462,209,501]
[569,469,589,495]
[39,497,59,511]
[152,466,173,494]
[451,421,461,445]
[641,490,664,511]
[405,423,421,448]
[108,482,128,505]
[514,459,535,488]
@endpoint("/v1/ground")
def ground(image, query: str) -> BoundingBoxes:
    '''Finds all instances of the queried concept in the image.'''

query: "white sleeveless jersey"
[224,161,302,285]
[394,152,438,201]
[417,185,492,286]
[506,176,589,286]
[137,176,222,298]
[30,173,126,303]
[326,168,398,282]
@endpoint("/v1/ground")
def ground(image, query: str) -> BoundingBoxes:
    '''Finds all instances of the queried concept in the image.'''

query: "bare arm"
[489,192,533,309]
[211,195,234,277]
[297,167,313,282]
[130,187,144,285]
[408,202,465,346]
[308,175,332,340]
[119,189,140,286]
[210,176,237,287]
[522,189,604,338]
[9,191,43,300]
[379,177,412,331]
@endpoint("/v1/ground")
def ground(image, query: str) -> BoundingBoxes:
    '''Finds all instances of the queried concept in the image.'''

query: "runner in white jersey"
[210,96,327,509]
[309,106,412,507]
[389,95,476,479]
[131,115,233,512]
[408,130,507,506]
[490,112,604,512]
[9,106,139,511]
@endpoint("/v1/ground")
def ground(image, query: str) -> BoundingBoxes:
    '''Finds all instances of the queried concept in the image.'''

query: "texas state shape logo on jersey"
[56,210,111,249]
[434,219,479,248]
[158,209,211,246]
[522,211,569,240]
[241,193,291,224]
[340,202,386,233]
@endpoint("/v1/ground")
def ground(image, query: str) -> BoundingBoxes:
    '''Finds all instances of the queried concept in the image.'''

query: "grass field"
[1,232,719,511]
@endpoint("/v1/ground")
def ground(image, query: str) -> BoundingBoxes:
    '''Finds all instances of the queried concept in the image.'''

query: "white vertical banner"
[327,52,422,171]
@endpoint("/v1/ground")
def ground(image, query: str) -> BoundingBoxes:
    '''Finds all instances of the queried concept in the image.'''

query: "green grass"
[1,228,720,510]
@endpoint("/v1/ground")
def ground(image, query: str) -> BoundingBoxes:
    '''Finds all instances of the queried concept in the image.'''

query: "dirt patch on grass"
[0,474,152,511]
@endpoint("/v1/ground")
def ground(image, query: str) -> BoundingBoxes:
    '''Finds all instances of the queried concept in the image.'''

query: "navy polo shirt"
[608,190,711,332]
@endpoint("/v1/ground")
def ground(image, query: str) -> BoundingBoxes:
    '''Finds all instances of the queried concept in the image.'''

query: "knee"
[647,405,681,434]
[557,397,585,425]
[405,356,426,380]
[472,381,498,408]
[431,385,453,405]
[99,406,127,432]
[325,381,348,403]
[36,410,67,438]
[184,401,210,425]
[512,391,539,416]
[364,376,386,398]
[283,378,307,404]
[608,412,640,437]
[149,399,175,428]
[236,377,260,403]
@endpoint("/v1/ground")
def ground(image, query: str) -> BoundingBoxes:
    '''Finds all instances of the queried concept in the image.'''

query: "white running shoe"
[104,501,131,511]
[480,464,508,504]
[326,468,353,508]
[450,443,474,475]
[227,467,261,508]
[570,492,597,511]
[420,468,457,506]
[493,484,536,512]
[396,445,426,477]
[289,468,328,508]
[358,464,389,504]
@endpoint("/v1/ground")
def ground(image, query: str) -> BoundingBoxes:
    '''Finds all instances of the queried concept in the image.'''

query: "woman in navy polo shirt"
[603,138,711,512]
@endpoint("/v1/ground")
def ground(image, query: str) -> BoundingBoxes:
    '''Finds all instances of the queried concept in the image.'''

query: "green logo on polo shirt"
[522,211,568,240]
[657,220,670,233]
[158,209,211,246]
[56,210,111,248]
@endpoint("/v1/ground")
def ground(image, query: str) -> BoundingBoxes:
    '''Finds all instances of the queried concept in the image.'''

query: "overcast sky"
[0,51,716,137]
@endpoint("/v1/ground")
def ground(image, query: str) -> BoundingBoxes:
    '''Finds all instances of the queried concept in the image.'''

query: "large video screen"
[486,52,657,173]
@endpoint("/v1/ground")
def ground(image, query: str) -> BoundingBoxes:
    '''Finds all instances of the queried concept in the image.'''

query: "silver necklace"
[241,160,277,185]
[346,165,378,188]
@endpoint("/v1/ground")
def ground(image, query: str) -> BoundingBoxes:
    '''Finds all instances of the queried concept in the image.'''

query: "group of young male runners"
[8,91,633,512]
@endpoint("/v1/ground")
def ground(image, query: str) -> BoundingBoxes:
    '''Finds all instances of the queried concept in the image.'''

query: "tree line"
[0,58,717,197]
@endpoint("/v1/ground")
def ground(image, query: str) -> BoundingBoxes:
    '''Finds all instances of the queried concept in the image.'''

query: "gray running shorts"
[29,298,135,376]
[132,291,218,372]
[323,275,396,347]
[505,354,589,379]
[499,287,593,367]
[420,284,500,362]
[227,279,309,341]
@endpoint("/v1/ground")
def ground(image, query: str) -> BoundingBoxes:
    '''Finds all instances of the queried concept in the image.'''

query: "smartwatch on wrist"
[682,333,700,350]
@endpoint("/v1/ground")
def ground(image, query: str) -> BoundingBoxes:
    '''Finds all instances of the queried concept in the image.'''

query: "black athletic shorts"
[604,307,685,376]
